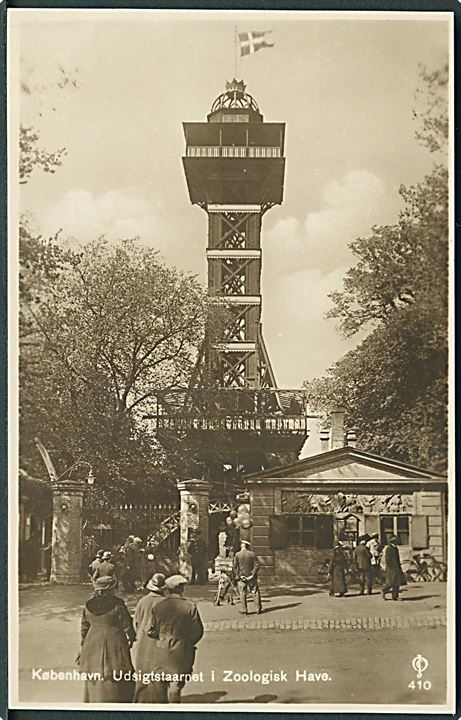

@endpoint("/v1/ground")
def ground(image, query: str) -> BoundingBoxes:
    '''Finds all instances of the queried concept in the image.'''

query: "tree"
[19,236,213,510]
[305,65,449,472]
[19,125,66,184]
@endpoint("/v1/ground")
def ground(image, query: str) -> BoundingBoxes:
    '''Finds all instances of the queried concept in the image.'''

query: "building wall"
[250,485,446,582]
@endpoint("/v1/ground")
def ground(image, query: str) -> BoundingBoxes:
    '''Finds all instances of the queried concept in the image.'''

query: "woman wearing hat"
[133,573,166,703]
[78,576,136,702]
[328,540,348,597]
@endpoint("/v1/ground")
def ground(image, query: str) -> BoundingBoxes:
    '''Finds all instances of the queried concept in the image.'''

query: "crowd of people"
[78,530,406,704]
[329,533,405,600]
[79,534,264,705]
[87,536,157,591]
[78,571,203,704]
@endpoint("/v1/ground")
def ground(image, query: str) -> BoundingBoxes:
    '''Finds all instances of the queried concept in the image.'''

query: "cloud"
[38,188,204,276]
[265,169,391,276]
[41,189,159,244]
[263,266,360,386]
[261,169,388,383]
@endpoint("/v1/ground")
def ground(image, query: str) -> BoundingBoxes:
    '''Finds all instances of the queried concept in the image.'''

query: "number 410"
[408,680,432,690]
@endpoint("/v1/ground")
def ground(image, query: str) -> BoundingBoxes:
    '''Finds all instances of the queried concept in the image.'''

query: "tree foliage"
[306,65,449,472]
[19,125,66,184]
[19,234,211,512]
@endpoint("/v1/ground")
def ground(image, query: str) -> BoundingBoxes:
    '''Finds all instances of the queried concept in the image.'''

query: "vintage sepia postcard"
[7,7,455,714]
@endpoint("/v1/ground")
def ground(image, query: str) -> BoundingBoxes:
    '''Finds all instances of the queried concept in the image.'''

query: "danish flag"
[238,31,274,57]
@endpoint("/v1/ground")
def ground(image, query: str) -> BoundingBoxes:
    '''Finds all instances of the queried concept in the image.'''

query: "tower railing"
[146,388,311,434]
[186,146,281,158]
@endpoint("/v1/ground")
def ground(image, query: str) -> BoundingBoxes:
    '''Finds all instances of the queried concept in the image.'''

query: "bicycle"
[416,553,447,581]
[401,554,431,582]
[308,559,330,583]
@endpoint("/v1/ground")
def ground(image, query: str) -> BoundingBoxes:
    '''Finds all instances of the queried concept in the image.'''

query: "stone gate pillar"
[50,480,84,584]
[177,478,210,580]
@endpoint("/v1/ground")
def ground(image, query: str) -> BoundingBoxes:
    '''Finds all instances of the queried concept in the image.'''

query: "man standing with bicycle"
[233,539,262,615]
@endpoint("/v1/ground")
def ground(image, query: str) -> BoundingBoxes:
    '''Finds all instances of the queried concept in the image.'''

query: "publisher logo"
[411,655,429,679]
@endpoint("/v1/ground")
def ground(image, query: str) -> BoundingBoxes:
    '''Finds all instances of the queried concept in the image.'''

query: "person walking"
[123,537,142,591]
[328,540,348,597]
[233,539,262,615]
[92,551,117,584]
[382,535,404,601]
[133,573,166,702]
[353,538,373,595]
[188,531,208,585]
[146,574,204,703]
[88,550,104,578]
[366,533,381,581]
[78,576,135,702]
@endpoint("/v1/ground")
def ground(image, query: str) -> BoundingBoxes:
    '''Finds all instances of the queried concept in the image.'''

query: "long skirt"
[84,678,134,703]
[330,566,347,595]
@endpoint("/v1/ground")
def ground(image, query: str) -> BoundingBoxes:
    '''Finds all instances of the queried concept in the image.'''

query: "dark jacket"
[329,545,348,594]
[89,558,102,576]
[124,543,141,573]
[188,538,207,559]
[93,560,116,580]
[133,590,165,672]
[233,548,260,579]
[353,543,372,570]
[79,594,135,678]
[148,594,204,674]
[383,543,403,585]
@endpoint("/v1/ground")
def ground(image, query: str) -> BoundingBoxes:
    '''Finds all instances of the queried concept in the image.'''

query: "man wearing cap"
[353,538,373,595]
[233,540,262,615]
[88,550,104,578]
[382,535,404,601]
[187,531,208,585]
[133,573,166,702]
[146,574,204,703]
[92,551,117,583]
[123,537,142,592]
[366,532,381,580]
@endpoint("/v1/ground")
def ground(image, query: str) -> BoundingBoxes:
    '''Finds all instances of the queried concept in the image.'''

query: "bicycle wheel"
[429,561,447,581]
[401,560,420,583]
[309,562,329,584]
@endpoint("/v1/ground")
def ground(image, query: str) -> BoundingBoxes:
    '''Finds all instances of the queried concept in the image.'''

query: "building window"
[380,515,410,545]
[285,514,333,548]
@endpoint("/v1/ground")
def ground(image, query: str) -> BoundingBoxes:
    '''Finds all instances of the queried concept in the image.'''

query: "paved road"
[14,581,448,707]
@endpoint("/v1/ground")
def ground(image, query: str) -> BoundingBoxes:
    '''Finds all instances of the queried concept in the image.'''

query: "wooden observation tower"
[152,80,308,498]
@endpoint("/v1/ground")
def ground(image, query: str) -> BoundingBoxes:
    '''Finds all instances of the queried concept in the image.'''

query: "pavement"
[14,580,449,706]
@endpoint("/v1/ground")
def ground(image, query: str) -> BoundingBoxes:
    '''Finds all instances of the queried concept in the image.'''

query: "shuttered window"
[270,514,334,549]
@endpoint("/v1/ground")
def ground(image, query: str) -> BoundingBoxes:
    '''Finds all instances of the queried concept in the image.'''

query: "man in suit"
[88,549,104,578]
[92,551,117,584]
[146,574,204,703]
[233,539,262,615]
[187,531,208,585]
[382,535,404,601]
[353,538,373,595]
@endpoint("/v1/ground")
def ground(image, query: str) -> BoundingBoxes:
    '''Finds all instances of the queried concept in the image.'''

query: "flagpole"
[234,26,238,77]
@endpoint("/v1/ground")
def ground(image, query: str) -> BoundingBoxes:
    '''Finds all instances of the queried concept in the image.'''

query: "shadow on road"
[260,602,302,614]
[262,584,326,598]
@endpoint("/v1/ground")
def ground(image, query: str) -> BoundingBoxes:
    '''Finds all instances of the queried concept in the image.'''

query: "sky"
[10,9,450,390]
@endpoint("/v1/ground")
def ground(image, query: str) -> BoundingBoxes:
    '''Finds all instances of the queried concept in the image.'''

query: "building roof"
[244,446,447,493]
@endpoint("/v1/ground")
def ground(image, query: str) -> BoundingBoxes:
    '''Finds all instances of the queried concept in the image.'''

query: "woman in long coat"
[133,573,166,702]
[329,541,348,597]
[382,535,404,600]
[78,575,135,702]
